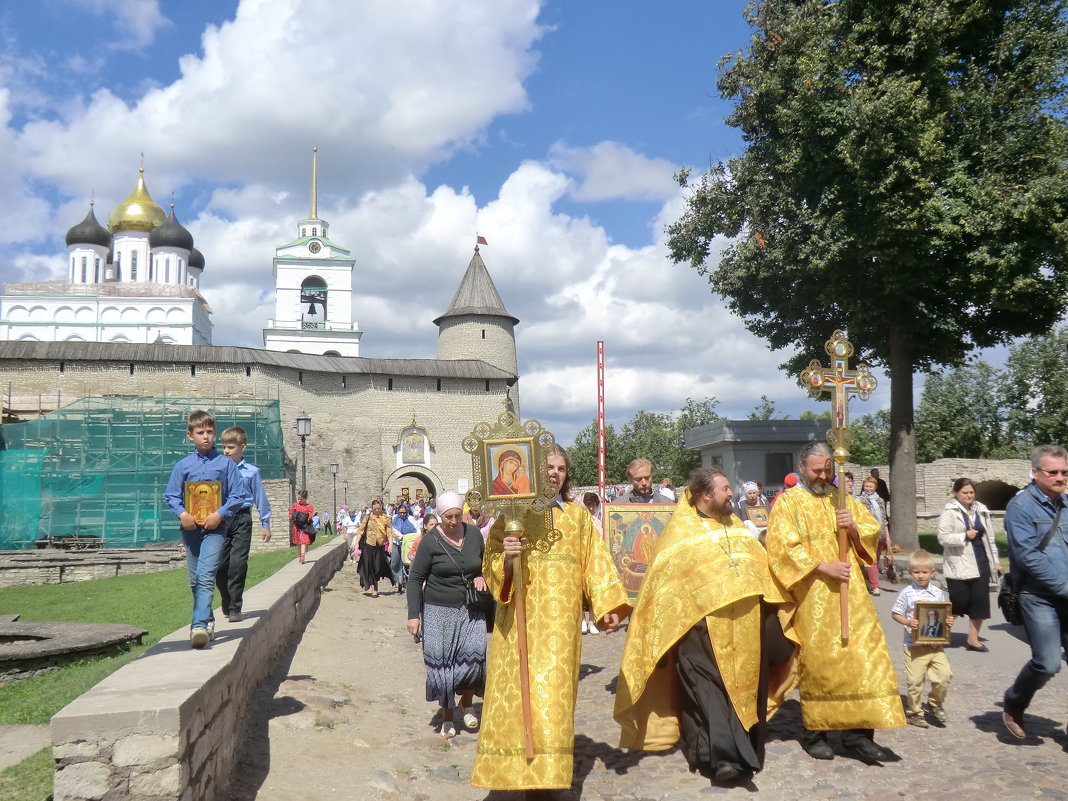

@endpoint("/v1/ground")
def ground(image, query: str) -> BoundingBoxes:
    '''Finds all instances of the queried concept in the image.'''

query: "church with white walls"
[0,169,212,345]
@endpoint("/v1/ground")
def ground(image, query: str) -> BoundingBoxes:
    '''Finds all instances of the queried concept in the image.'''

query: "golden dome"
[108,169,166,233]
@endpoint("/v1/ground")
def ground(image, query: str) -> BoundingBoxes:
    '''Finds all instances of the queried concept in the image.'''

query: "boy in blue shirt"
[217,426,272,623]
[165,410,250,648]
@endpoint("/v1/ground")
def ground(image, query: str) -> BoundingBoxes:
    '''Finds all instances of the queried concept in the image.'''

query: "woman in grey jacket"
[937,478,1000,651]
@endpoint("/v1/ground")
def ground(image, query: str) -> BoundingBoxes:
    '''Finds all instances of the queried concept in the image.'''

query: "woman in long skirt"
[406,492,487,738]
[356,498,394,597]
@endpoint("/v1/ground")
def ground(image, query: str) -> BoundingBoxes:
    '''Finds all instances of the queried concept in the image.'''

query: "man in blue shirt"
[1002,444,1068,738]
[165,410,250,649]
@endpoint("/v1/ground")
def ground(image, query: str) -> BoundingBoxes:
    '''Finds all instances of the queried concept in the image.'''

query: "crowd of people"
[165,415,1061,798]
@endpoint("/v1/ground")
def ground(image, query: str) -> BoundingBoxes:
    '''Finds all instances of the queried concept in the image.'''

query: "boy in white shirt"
[891,550,955,727]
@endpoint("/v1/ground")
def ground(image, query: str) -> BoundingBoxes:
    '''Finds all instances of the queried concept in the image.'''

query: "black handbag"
[998,573,1023,627]
[883,551,899,584]
[1000,505,1062,626]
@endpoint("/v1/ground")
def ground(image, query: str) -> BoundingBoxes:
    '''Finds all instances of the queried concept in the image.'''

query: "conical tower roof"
[109,169,166,233]
[433,248,519,326]
[65,203,112,248]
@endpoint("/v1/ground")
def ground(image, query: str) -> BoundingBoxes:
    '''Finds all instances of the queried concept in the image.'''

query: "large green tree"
[566,397,722,486]
[668,0,1068,546]
[1003,326,1068,447]
[850,409,892,466]
[913,360,1019,461]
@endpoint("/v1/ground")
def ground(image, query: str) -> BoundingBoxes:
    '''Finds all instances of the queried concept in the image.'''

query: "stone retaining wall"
[50,536,347,801]
[0,549,187,588]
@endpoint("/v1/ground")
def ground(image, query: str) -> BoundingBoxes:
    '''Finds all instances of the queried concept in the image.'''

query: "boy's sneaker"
[906,714,929,728]
[927,704,947,722]
[190,628,210,649]
[206,621,216,641]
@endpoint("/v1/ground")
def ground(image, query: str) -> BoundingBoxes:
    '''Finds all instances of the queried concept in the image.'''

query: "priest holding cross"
[765,331,905,761]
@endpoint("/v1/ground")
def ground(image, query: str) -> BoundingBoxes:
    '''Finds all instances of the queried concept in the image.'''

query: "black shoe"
[803,740,835,760]
[965,642,989,652]
[713,761,746,783]
[845,738,890,761]
[228,611,243,623]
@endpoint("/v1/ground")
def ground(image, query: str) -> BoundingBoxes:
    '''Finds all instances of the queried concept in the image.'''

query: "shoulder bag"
[999,504,1062,626]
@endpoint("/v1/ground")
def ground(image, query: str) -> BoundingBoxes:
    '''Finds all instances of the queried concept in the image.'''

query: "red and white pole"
[597,340,606,504]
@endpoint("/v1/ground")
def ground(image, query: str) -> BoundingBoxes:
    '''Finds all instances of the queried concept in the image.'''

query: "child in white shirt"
[891,549,955,727]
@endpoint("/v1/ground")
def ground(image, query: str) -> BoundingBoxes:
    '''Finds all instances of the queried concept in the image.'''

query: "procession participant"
[870,468,891,505]
[1002,444,1068,739]
[619,458,674,503]
[734,480,769,541]
[615,468,797,784]
[391,503,418,593]
[470,445,629,795]
[765,442,905,761]
[356,498,394,597]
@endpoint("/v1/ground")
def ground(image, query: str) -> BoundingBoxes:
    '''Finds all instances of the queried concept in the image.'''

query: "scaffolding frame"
[0,396,286,550]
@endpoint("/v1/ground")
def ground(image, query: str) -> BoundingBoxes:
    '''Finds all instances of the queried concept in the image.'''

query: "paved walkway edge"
[49,538,347,801]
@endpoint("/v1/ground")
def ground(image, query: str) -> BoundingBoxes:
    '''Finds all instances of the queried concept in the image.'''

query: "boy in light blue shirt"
[217,426,272,623]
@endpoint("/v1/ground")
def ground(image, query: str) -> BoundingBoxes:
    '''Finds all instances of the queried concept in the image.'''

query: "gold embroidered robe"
[765,486,906,731]
[470,501,629,790]
[614,490,798,750]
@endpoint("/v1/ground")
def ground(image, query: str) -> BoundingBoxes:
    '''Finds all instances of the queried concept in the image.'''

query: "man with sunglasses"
[1002,444,1068,739]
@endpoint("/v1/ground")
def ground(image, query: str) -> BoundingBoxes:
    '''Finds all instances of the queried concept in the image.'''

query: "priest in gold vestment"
[765,442,905,762]
[615,467,798,784]
[471,445,629,793]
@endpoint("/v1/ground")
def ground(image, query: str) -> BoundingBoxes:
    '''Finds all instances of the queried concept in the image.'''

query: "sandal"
[439,720,456,739]
[462,707,479,730]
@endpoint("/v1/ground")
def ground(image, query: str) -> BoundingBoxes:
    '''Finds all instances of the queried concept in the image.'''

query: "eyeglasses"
[1036,468,1068,477]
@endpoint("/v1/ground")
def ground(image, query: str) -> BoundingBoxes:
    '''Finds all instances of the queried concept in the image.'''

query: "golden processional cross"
[799,330,877,642]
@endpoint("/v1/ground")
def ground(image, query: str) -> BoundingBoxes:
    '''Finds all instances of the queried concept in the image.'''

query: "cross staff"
[799,330,877,641]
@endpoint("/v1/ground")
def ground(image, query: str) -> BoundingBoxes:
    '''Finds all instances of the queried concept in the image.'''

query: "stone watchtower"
[434,245,520,408]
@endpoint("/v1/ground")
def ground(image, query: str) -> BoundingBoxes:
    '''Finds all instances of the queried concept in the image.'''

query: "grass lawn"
[0,541,322,801]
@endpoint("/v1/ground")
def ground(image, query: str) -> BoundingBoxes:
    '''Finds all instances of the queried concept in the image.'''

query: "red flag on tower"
[477,235,488,246]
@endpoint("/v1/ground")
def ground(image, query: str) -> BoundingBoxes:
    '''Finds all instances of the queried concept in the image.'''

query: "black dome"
[149,208,194,251]
[65,205,112,248]
[188,247,205,271]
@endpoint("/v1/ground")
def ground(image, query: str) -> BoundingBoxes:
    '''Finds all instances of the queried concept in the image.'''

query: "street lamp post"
[330,463,339,533]
[342,480,349,507]
[296,412,312,493]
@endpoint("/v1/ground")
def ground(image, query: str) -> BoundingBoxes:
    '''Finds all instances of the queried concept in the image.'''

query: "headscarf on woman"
[436,492,463,516]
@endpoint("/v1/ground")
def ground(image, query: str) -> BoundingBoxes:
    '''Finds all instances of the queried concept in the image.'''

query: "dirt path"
[226,565,494,801]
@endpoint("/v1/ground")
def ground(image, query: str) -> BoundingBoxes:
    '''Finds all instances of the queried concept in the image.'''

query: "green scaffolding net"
[0,396,287,550]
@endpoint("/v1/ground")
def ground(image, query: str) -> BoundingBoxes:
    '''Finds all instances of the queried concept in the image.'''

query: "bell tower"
[263,148,362,356]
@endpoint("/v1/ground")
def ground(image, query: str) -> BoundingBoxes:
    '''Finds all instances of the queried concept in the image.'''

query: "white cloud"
[549,141,678,202]
[14,0,544,216]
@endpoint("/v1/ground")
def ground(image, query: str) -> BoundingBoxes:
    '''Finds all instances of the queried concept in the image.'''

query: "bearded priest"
[615,467,798,785]
[765,441,905,761]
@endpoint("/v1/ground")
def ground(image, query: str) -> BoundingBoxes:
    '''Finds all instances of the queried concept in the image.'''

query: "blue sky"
[0,0,900,443]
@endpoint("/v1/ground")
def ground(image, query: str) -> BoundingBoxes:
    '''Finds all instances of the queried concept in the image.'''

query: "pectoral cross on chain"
[799,330,877,429]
